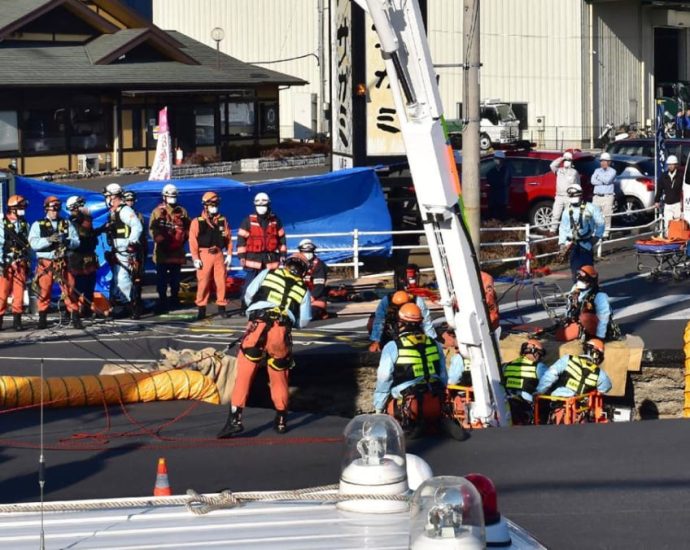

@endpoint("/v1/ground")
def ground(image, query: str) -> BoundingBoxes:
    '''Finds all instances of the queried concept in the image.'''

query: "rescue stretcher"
[532,282,569,323]
[634,238,689,280]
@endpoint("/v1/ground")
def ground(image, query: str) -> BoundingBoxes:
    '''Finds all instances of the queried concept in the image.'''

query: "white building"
[154,0,690,153]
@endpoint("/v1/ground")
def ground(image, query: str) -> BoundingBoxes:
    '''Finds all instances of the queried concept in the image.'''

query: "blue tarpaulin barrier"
[16,167,392,297]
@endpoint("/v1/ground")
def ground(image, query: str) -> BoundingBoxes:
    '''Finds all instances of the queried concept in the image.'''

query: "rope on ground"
[0,485,410,515]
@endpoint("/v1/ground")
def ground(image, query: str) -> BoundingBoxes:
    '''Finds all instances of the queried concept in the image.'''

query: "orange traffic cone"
[153,457,172,496]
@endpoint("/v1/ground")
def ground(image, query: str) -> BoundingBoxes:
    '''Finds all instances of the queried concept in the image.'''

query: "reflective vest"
[196,215,228,249]
[502,356,539,394]
[2,217,29,259]
[107,205,131,242]
[304,256,325,289]
[254,268,308,319]
[558,355,601,395]
[38,218,69,252]
[245,214,280,253]
[392,332,441,388]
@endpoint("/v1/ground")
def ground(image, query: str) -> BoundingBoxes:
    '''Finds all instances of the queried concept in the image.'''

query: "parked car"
[605,137,690,167]
[608,154,656,225]
[458,149,596,227]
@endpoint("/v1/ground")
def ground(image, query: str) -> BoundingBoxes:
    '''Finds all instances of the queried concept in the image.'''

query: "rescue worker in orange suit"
[373,303,464,439]
[66,196,98,319]
[297,238,329,320]
[189,192,232,320]
[217,255,312,438]
[565,265,620,341]
[149,184,190,313]
[29,196,81,329]
[123,190,147,314]
[0,195,30,331]
[236,192,287,301]
[369,290,436,352]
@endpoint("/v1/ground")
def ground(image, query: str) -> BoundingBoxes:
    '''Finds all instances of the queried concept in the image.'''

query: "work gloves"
[193,259,203,270]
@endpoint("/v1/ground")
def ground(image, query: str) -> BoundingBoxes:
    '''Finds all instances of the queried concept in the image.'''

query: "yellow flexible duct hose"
[0,370,220,409]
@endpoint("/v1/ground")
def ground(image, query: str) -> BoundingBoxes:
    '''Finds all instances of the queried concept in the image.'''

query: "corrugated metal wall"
[152,0,323,139]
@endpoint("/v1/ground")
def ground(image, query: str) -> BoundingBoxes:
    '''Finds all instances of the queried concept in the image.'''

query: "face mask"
[166,196,177,205]
[16,209,25,217]
[563,160,572,169]
[494,159,502,166]
[576,280,588,290]
[303,252,314,261]
[208,206,218,215]
[569,197,581,205]
[255,205,268,215]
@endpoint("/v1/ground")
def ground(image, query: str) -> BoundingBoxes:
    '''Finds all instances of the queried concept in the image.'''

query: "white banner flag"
[149,106,172,181]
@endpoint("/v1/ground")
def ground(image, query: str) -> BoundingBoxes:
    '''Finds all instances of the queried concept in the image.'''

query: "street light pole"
[211,27,225,71]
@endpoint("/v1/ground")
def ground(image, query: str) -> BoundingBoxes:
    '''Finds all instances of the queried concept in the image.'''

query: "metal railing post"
[353,229,360,279]
[524,222,531,276]
[597,236,603,259]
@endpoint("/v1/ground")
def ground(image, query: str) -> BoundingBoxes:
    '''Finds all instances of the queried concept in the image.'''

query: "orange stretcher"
[533,391,608,425]
[446,384,486,430]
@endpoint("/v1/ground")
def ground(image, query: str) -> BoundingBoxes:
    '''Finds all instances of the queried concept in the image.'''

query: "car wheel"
[529,200,553,230]
[479,133,492,151]
[617,196,645,226]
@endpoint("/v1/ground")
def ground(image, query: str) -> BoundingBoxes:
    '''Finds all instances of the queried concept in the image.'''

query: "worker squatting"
[0,186,328,330]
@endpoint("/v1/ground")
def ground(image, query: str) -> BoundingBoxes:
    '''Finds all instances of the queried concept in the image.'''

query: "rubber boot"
[0,315,4,331]
[129,301,141,320]
[217,407,243,439]
[71,311,84,330]
[12,313,23,332]
[217,305,227,318]
[197,306,206,320]
[37,312,48,329]
[274,410,288,434]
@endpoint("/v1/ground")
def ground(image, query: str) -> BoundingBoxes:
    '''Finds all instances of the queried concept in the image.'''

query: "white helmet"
[566,184,583,198]
[563,151,574,160]
[667,155,679,165]
[66,195,85,211]
[103,183,123,197]
[600,152,611,161]
[162,183,178,197]
[298,238,316,252]
[254,192,270,206]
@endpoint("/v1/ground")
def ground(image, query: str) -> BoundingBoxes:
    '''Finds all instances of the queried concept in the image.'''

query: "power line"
[247,52,319,65]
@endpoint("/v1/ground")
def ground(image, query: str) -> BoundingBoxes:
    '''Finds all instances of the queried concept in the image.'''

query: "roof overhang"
[91,29,199,65]
[0,0,119,40]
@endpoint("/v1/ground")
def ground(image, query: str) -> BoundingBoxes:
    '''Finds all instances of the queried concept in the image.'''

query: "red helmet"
[398,303,423,323]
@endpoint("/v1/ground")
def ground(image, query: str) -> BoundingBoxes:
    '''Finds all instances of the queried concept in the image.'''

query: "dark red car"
[457,149,597,226]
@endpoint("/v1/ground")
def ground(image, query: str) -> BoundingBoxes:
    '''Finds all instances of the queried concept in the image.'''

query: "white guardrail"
[173,205,660,278]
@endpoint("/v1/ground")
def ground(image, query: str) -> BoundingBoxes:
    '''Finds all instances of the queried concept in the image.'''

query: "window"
[69,105,110,152]
[480,107,499,126]
[222,101,255,138]
[22,108,67,154]
[507,158,543,177]
[194,105,215,146]
[0,111,19,152]
[146,107,161,149]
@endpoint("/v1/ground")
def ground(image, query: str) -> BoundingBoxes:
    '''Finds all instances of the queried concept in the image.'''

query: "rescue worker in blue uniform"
[558,184,606,281]
[369,290,436,352]
[501,339,548,424]
[102,183,143,318]
[536,338,612,398]
[565,265,620,341]
[374,303,464,438]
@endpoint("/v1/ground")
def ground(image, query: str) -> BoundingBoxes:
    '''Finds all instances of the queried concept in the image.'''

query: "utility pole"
[317,0,327,136]
[462,0,481,249]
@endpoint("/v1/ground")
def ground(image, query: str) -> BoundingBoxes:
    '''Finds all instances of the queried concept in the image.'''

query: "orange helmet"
[44,196,61,209]
[202,191,219,205]
[391,290,411,307]
[520,339,545,359]
[577,265,598,283]
[584,338,605,364]
[398,303,422,323]
[7,195,26,209]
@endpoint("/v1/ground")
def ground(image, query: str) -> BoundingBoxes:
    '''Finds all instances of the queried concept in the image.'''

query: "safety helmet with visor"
[298,238,316,261]
[520,339,545,361]
[285,255,309,278]
[398,303,423,324]
[44,196,61,211]
[7,194,27,217]
[162,184,178,206]
[583,338,605,365]
[66,195,85,212]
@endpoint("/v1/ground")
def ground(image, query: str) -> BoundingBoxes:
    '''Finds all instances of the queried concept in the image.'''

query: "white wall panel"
[153,0,323,139]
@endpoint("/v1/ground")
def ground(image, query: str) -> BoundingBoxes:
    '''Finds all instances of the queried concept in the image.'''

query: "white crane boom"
[355,0,510,426]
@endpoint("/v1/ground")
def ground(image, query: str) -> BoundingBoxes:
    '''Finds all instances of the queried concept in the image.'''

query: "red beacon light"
[464,473,511,547]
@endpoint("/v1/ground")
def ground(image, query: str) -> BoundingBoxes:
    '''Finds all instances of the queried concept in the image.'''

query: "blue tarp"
[16,167,392,296]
